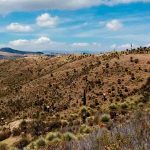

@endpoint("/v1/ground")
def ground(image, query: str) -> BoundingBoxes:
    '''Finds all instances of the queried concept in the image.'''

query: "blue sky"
[0,0,150,53]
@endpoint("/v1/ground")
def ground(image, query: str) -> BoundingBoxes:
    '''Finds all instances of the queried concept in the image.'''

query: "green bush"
[26,142,35,150]
[46,132,61,141]
[35,138,46,148]
[80,106,87,114]
[109,103,118,111]
[121,102,128,109]
[80,106,91,123]
[51,137,62,143]
[63,132,77,141]
[101,114,110,123]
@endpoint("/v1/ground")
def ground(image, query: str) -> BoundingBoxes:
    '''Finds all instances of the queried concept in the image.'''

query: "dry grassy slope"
[0,53,149,124]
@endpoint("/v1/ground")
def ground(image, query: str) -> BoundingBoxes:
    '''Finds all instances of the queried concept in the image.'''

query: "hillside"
[0,47,150,150]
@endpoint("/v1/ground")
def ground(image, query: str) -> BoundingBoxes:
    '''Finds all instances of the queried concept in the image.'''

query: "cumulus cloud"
[0,0,149,14]
[6,23,32,32]
[106,19,123,31]
[9,36,52,46]
[36,13,58,27]
[4,36,102,52]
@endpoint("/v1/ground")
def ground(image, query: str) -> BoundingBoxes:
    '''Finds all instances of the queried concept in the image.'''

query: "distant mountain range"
[0,47,43,59]
[0,47,43,55]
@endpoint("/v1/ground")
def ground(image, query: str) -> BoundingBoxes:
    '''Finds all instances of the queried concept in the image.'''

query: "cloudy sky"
[0,0,150,53]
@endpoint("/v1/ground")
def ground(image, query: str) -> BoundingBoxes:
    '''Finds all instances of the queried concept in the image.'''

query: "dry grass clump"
[79,124,92,134]
[0,143,8,150]
[41,111,149,150]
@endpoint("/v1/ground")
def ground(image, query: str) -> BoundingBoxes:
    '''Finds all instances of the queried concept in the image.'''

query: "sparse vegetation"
[0,47,150,149]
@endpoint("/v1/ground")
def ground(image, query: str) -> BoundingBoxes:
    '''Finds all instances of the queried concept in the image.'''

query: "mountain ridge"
[0,47,44,59]
[0,47,43,55]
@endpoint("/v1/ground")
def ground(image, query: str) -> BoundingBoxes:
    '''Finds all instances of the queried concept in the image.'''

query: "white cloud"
[106,19,123,31]
[111,43,139,50]
[9,36,52,46]
[6,23,32,32]
[0,0,149,15]
[36,13,58,27]
[4,36,102,53]
[9,39,29,46]
[34,36,51,44]
[72,42,89,47]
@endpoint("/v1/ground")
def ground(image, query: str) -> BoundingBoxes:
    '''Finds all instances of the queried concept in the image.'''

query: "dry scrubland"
[0,47,150,150]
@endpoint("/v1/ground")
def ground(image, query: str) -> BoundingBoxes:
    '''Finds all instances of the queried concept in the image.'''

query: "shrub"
[109,111,117,119]
[48,120,61,130]
[73,119,81,126]
[61,120,69,127]
[134,58,139,64]
[26,142,35,150]
[80,106,87,114]
[51,137,62,143]
[147,61,150,64]
[70,113,78,121]
[0,129,11,141]
[124,87,128,92]
[109,103,118,111]
[80,124,91,134]
[46,132,61,141]
[117,79,121,84]
[144,69,148,72]
[12,128,21,136]
[130,57,133,62]
[19,120,27,129]
[101,114,110,123]
[80,106,90,123]
[121,102,128,110]
[131,75,135,80]
[63,132,77,141]
[76,133,84,140]
[86,116,94,126]
[138,102,144,108]
[35,138,46,148]
[106,63,109,68]
[13,137,29,149]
